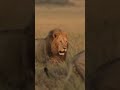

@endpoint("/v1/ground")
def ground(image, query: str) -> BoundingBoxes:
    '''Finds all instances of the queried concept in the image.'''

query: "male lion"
[35,28,68,64]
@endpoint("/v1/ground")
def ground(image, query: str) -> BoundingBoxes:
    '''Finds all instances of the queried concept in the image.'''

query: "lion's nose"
[63,47,66,49]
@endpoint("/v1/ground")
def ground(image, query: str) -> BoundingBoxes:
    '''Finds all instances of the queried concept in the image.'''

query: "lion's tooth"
[59,53,64,56]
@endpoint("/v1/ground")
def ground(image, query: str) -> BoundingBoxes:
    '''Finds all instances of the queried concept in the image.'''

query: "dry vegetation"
[35,0,85,90]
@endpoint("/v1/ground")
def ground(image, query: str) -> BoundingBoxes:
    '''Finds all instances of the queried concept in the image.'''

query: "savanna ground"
[35,0,85,90]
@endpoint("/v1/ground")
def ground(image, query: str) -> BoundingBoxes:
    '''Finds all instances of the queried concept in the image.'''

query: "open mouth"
[59,51,65,56]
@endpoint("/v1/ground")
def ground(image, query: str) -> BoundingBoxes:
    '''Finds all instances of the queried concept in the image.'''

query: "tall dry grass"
[35,0,85,89]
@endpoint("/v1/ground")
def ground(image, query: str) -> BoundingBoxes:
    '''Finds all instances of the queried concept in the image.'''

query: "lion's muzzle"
[59,48,67,56]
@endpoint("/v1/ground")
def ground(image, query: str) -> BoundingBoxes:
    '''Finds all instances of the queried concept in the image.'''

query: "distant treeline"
[35,0,73,5]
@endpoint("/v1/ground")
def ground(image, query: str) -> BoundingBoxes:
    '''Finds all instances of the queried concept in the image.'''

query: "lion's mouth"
[59,51,66,56]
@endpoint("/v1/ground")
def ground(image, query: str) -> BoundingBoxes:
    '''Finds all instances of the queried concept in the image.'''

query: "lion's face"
[54,34,68,56]
[48,29,68,57]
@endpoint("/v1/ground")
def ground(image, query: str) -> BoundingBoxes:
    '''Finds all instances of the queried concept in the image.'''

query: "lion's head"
[46,28,68,61]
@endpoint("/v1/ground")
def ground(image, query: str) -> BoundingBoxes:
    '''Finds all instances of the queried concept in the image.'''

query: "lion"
[35,28,68,64]
[66,50,85,81]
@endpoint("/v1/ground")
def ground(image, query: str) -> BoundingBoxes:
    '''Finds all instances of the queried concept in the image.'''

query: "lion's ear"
[53,33,59,38]
[53,33,56,38]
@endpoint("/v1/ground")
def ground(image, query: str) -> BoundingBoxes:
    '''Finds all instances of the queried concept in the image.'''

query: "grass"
[35,1,85,89]
[35,28,85,90]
